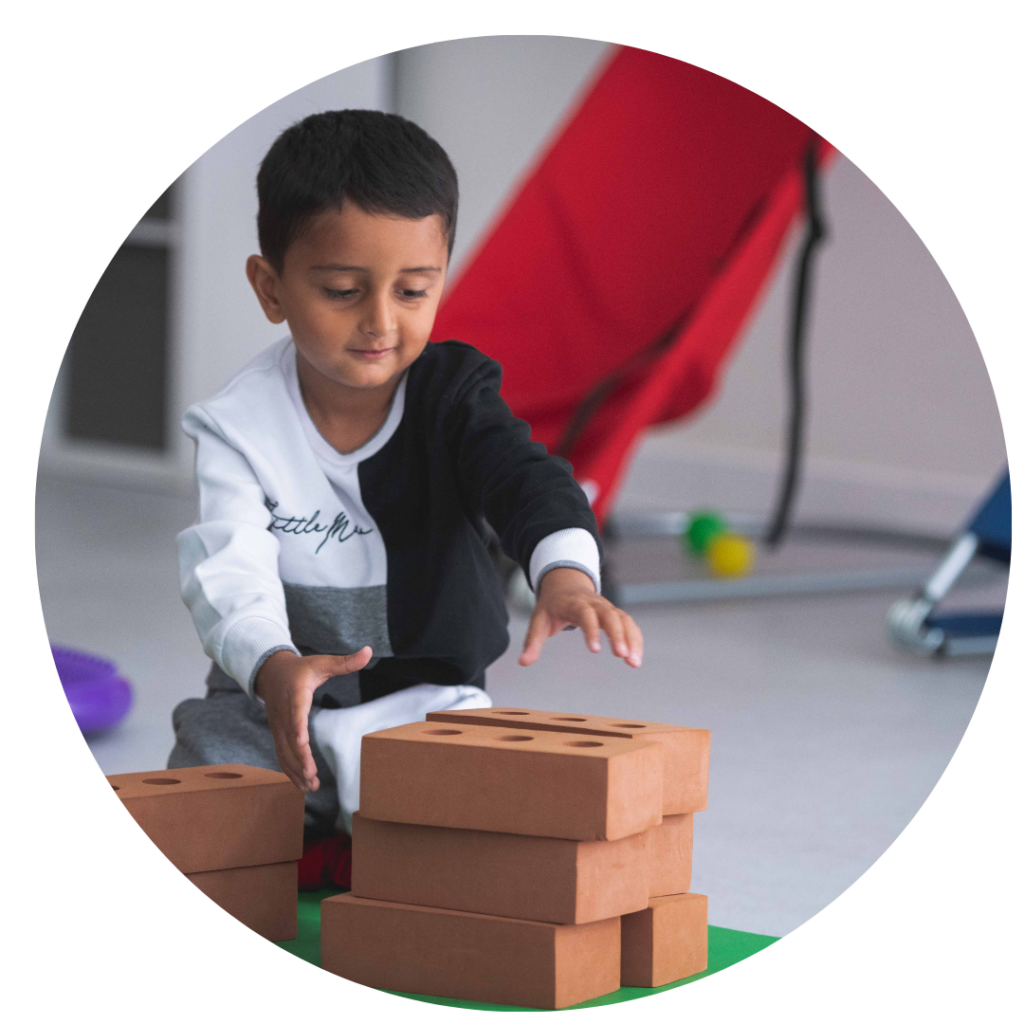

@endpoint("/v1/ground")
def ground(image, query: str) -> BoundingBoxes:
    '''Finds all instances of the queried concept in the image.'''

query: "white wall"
[395,36,613,280]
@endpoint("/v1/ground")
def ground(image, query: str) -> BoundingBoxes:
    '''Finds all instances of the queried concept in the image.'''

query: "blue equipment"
[887,472,1010,656]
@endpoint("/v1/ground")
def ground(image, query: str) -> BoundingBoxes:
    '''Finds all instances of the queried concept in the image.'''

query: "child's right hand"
[254,647,373,792]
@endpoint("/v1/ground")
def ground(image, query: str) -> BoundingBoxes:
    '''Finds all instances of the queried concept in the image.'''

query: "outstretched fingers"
[581,605,602,654]
[290,691,319,791]
[519,598,644,669]
[519,609,553,666]
[596,605,643,667]
[599,603,629,659]
[571,603,643,668]
[271,720,308,791]
[621,611,644,667]
[273,687,315,792]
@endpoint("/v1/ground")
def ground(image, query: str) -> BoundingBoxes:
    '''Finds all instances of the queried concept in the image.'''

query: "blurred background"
[36,37,1007,938]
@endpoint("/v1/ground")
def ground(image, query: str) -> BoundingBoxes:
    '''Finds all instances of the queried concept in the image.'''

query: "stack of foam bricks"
[107,764,305,941]
[321,708,710,1009]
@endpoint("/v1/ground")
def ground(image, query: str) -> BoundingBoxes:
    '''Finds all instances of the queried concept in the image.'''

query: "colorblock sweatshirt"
[177,337,601,703]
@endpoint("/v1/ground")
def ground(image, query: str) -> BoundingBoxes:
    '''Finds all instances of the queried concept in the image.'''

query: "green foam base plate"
[276,889,778,1011]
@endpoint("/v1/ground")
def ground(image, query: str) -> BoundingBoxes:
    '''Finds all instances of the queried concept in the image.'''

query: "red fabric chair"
[433,46,835,526]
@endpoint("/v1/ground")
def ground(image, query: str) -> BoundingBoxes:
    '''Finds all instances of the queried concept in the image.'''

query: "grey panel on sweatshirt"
[284,582,394,661]
[201,583,390,711]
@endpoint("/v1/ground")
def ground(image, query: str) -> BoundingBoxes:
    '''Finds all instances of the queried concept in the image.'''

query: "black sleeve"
[442,354,601,579]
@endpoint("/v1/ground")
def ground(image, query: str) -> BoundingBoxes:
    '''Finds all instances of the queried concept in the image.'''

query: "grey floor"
[35,474,1000,938]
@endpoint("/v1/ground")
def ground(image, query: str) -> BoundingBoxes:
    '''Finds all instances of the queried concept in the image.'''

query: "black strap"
[764,138,828,548]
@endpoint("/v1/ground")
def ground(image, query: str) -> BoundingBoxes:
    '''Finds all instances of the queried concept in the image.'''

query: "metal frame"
[886,532,1002,656]
[604,510,961,607]
[501,510,1005,629]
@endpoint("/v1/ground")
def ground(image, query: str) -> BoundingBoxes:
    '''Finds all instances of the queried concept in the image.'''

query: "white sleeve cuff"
[219,617,300,698]
[528,528,601,594]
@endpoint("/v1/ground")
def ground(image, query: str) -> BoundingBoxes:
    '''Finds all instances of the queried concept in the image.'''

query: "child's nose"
[359,291,396,339]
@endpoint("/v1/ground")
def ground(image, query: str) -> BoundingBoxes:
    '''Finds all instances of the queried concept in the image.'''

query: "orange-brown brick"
[107,764,304,873]
[620,892,708,987]
[646,814,693,897]
[360,722,663,841]
[426,708,709,814]
[187,861,298,941]
[321,893,620,1009]
[350,812,649,924]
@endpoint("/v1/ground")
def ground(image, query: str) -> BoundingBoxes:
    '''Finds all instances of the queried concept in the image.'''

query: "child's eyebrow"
[310,264,443,274]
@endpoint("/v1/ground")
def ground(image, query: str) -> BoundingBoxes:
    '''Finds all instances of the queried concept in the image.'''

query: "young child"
[169,110,643,852]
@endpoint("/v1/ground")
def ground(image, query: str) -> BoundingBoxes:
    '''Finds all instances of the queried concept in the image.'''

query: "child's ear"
[246,254,287,324]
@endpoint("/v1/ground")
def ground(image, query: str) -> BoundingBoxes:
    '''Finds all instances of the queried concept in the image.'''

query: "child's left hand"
[519,566,643,669]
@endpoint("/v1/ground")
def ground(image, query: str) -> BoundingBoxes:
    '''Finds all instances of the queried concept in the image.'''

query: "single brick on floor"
[646,813,693,897]
[620,892,708,988]
[106,764,304,873]
[350,812,649,924]
[359,722,663,841]
[187,861,298,941]
[425,708,709,814]
[321,893,621,1009]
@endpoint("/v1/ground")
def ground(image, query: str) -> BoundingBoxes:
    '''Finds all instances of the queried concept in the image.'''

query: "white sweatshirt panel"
[278,346,403,588]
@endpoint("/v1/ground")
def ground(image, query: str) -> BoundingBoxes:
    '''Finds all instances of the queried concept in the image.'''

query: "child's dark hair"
[257,109,459,271]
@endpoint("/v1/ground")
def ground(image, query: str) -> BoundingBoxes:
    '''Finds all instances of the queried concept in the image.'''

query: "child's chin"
[338,363,398,389]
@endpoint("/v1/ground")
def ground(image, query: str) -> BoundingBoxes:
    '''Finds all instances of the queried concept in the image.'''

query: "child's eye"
[323,288,428,299]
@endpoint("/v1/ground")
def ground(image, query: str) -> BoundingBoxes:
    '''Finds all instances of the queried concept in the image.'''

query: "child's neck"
[296,355,402,456]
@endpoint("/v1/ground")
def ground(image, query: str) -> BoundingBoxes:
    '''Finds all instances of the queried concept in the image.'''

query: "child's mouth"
[349,347,395,361]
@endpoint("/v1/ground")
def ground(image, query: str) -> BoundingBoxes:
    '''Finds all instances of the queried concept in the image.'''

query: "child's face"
[247,203,448,392]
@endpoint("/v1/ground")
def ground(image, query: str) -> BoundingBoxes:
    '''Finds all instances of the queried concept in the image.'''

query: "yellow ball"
[707,533,756,578]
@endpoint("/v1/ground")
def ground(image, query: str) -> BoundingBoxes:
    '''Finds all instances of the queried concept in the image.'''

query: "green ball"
[684,510,728,555]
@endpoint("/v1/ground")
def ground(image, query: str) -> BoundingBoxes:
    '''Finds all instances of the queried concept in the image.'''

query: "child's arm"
[445,353,644,667]
[519,566,643,668]
[179,408,367,791]
[178,410,298,694]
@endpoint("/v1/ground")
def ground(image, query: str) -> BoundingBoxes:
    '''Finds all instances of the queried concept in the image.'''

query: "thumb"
[314,646,373,682]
